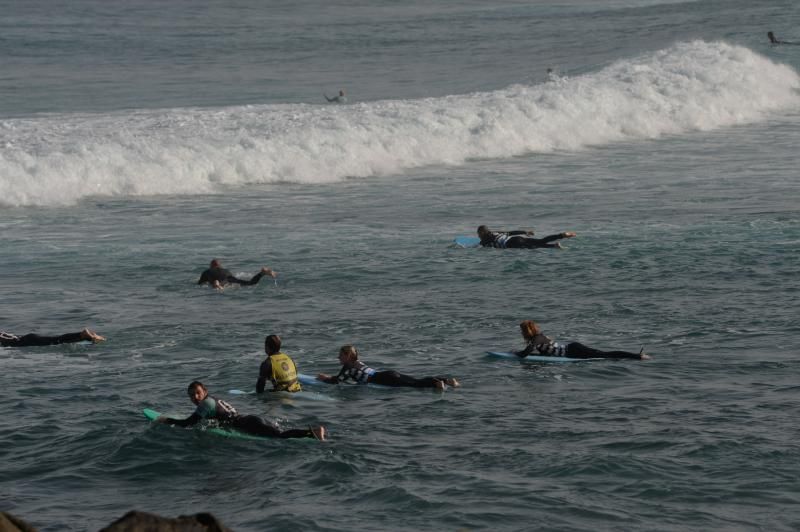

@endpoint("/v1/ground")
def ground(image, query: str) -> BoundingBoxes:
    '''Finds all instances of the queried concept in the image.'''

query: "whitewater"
[2,41,798,207]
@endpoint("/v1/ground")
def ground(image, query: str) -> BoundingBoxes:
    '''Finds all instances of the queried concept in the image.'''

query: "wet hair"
[519,320,540,339]
[187,380,206,394]
[265,334,281,354]
[339,345,359,360]
[477,225,489,235]
[209,259,220,268]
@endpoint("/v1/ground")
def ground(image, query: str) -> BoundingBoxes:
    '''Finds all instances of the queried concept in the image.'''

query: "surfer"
[0,328,105,347]
[477,225,577,249]
[157,381,326,440]
[515,320,650,360]
[324,89,347,103]
[317,345,460,390]
[197,259,276,290]
[256,334,301,393]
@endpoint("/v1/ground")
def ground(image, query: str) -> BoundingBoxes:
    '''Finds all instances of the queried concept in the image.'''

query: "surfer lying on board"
[515,320,650,360]
[197,259,276,290]
[768,31,797,45]
[0,328,105,347]
[317,345,460,390]
[324,89,347,103]
[157,381,326,440]
[256,334,301,393]
[477,225,576,249]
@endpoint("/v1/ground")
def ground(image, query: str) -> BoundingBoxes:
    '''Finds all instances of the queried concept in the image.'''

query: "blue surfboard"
[486,351,602,362]
[454,236,481,248]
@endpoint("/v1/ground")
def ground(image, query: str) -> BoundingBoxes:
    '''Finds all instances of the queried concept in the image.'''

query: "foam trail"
[1,40,798,207]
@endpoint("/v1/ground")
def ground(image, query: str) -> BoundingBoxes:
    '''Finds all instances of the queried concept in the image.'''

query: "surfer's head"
[209,259,221,269]
[338,345,359,366]
[187,381,208,404]
[265,334,281,355]
[519,320,541,340]
[477,225,490,238]
[339,89,345,97]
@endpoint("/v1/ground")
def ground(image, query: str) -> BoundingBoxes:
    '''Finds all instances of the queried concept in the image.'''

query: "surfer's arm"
[159,413,201,427]
[514,343,533,357]
[197,271,209,285]
[324,94,334,102]
[316,372,339,384]
[256,360,272,393]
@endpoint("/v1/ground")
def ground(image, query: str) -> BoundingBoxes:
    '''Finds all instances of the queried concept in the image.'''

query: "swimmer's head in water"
[210,259,221,268]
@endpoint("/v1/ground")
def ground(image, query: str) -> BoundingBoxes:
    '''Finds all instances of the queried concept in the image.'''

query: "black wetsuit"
[163,396,315,439]
[329,361,449,388]
[517,334,642,359]
[197,266,266,287]
[1,332,85,347]
[480,231,569,249]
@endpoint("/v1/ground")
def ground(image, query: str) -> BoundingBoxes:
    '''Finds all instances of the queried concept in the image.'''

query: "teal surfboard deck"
[454,236,481,248]
[142,408,271,441]
[486,351,602,363]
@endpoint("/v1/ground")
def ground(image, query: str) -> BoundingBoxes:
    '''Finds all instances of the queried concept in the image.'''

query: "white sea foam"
[1,40,798,207]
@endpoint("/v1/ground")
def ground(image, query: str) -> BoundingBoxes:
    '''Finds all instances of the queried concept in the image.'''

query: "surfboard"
[454,236,481,248]
[227,386,335,402]
[142,408,272,441]
[486,351,602,362]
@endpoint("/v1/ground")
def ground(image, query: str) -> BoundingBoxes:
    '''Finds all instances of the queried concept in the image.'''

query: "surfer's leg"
[564,342,605,358]
[14,332,85,346]
[566,342,641,359]
[234,415,318,439]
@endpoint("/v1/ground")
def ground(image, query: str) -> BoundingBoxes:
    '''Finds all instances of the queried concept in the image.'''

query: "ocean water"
[1,1,800,530]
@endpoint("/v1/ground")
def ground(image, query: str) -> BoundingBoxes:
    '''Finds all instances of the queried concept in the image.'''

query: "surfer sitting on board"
[515,320,650,360]
[156,381,326,440]
[477,225,576,249]
[324,89,347,103]
[1,328,105,347]
[317,345,460,390]
[197,259,276,290]
[256,334,302,393]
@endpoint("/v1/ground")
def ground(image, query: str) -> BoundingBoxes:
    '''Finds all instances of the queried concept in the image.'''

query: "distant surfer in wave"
[477,225,576,249]
[1,328,105,347]
[317,345,460,390]
[197,259,276,290]
[768,31,796,45]
[256,334,301,393]
[515,320,650,360]
[324,89,347,103]
[157,381,326,440]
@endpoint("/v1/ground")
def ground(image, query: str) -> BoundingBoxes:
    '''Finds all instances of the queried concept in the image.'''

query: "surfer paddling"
[317,345,460,390]
[324,89,347,103]
[477,225,576,249]
[515,320,651,360]
[157,381,326,440]
[1,328,105,347]
[197,259,276,290]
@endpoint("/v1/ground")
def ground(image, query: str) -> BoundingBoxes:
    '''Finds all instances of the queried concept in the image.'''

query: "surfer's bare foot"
[81,328,106,343]
[261,267,277,278]
[554,242,563,249]
[311,426,327,441]
[434,379,446,391]
[563,231,577,238]
[445,378,460,388]
[638,347,651,360]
